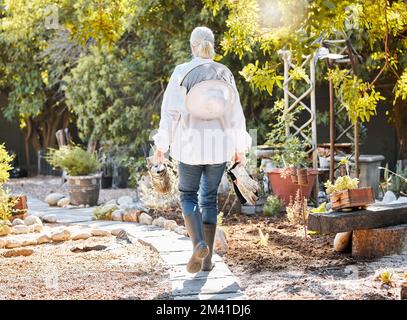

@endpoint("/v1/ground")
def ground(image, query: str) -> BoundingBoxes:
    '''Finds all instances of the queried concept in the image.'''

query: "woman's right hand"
[153,149,166,165]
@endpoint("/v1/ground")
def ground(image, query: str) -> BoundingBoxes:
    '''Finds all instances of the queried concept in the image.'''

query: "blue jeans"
[178,161,227,225]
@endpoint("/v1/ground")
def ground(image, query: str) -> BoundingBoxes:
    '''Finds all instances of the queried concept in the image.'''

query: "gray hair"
[190,26,215,59]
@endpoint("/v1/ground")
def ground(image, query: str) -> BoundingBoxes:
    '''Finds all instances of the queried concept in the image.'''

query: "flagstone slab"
[174,292,246,300]
[140,235,192,252]
[160,251,223,266]
[169,263,234,280]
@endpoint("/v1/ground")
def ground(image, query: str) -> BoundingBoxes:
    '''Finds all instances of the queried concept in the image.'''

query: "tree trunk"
[22,105,70,171]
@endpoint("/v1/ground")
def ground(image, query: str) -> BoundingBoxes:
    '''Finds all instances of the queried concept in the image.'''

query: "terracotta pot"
[267,168,318,206]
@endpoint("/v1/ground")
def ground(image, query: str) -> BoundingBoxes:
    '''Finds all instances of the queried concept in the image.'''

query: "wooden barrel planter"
[267,168,318,206]
[67,174,101,206]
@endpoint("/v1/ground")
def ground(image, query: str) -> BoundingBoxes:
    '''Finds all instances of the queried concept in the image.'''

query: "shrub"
[286,190,308,225]
[263,195,282,217]
[46,145,102,176]
[0,144,15,223]
[93,204,119,220]
[0,143,13,185]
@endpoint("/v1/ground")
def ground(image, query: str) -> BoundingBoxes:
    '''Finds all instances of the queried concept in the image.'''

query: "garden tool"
[201,223,216,271]
[184,212,209,273]
[147,156,172,195]
[227,162,259,205]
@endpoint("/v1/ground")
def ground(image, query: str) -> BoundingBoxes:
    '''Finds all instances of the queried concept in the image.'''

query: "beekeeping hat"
[185,79,236,121]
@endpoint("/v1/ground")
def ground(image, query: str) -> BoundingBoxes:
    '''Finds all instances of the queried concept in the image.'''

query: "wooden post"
[328,60,335,182]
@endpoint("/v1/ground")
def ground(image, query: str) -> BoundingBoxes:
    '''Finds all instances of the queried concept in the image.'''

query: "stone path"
[27,198,245,300]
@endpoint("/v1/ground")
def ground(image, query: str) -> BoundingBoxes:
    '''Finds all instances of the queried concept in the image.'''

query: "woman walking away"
[152,26,252,273]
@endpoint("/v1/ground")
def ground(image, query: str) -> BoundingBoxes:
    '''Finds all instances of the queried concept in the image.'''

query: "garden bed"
[221,214,406,300]
[222,214,352,273]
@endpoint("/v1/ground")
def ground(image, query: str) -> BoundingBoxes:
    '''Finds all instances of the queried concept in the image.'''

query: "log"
[307,204,407,234]
[401,282,407,300]
[352,224,407,258]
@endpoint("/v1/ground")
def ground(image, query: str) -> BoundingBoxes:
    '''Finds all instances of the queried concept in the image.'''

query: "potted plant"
[46,145,102,206]
[266,136,318,206]
[317,147,330,168]
[100,153,114,189]
[325,175,374,210]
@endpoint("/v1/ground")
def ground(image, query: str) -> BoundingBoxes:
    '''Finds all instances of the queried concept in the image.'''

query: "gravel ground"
[0,232,172,300]
[2,177,172,300]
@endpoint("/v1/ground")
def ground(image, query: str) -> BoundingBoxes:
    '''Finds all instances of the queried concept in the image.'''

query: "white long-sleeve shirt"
[153,57,252,165]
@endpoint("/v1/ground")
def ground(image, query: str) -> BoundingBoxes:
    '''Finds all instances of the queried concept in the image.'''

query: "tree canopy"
[204,0,407,153]
[1,0,407,179]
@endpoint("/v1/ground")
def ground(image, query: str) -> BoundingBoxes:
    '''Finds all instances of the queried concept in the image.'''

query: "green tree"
[0,0,139,165]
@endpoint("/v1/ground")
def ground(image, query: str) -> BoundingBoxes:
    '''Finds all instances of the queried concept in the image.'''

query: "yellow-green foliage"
[0,188,15,223]
[0,144,13,185]
[46,145,102,176]
[310,202,327,214]
[327,67,385,124]
[377,270,394,285]
[93,204,119,220]
[395,69,407,103]
[325,176,359,195]
[0,144,14,223]
[258,228,269,247]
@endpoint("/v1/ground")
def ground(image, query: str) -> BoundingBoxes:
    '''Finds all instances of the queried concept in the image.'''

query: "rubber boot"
[201,224,216,271]
[184,213,209,273]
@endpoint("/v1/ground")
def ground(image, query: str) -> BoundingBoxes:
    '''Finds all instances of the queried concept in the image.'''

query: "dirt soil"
[222,213,351,273]
[0,235,172,300]
[221,213,407,300]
